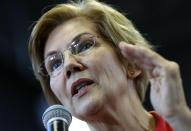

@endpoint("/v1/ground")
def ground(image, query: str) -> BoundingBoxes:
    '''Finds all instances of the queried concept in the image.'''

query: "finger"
[119,41,165,73]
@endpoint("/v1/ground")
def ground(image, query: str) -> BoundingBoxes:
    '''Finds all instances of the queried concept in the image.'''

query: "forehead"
[44,17,97,57]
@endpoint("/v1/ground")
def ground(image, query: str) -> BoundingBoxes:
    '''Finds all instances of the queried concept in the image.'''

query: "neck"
[87,94,155,131]
[86,93,155,131]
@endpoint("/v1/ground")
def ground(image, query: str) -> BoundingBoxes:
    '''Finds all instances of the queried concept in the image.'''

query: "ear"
[127,64,142,79]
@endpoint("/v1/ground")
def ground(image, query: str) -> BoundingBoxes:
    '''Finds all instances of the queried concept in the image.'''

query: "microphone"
[42,105,72,131]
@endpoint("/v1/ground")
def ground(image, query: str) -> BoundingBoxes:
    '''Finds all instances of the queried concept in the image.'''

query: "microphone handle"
[47,119,69,131]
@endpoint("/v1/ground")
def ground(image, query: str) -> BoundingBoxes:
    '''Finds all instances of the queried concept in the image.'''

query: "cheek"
[86,48,127,91]
[50,77,67,103]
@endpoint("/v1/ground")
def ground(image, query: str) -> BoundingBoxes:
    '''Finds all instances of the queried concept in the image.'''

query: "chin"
[73,93,104,121]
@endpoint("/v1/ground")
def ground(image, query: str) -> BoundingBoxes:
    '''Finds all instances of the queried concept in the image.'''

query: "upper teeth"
[76,82,88,91]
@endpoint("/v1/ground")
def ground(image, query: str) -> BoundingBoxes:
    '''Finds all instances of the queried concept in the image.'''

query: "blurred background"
[0,0,191,130]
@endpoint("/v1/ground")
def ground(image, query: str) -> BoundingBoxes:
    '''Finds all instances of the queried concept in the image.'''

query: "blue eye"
[40,34,97,77]
[45,52,63,74]
[77,40,94,53]
[50,59,62,71]
[71,39,94,54]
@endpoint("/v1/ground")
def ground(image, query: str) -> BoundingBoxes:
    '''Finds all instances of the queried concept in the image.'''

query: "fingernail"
[119,41,134,48]
[119,41,126,48]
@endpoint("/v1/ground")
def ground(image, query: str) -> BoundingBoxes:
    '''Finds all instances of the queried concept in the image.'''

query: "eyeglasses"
[38,33,97,77]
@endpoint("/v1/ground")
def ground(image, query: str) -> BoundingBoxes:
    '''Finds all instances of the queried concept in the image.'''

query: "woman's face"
[44,17,129,120]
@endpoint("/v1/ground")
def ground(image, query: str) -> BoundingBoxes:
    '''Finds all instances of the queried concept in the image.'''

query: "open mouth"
[71,78,94,97]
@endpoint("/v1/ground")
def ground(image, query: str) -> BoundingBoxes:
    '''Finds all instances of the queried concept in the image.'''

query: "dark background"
[0,0,190,130]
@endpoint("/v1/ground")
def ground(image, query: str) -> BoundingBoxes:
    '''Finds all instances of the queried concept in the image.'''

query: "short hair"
[28,0,152,104]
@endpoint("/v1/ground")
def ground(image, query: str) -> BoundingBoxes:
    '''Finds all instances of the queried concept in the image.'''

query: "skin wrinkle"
[42,16,155,131]
[27,1,191,131]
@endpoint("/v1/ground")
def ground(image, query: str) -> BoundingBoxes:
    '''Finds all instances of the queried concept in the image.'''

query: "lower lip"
[73,84,93,98]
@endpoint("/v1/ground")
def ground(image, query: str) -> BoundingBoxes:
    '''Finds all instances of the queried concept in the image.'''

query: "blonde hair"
[28,0,152,105]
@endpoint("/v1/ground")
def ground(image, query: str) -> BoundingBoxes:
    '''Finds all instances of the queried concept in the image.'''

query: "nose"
[63,52,85,79]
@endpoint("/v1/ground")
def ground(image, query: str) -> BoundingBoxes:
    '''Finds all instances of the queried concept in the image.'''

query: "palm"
[119,42,187,118]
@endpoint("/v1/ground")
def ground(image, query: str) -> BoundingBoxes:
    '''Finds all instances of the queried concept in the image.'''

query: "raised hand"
[119,41,191,131]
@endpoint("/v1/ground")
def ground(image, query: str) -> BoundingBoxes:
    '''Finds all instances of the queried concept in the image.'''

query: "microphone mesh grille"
[42,105,72,129]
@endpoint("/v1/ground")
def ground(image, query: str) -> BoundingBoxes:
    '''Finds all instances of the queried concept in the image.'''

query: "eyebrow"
[44,32,91,59]
[44,51,58,60]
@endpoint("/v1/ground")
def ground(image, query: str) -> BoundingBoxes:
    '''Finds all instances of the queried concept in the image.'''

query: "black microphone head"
[42,104,72,130]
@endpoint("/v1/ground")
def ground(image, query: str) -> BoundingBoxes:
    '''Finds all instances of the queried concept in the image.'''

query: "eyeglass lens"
[41,33,96,77]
